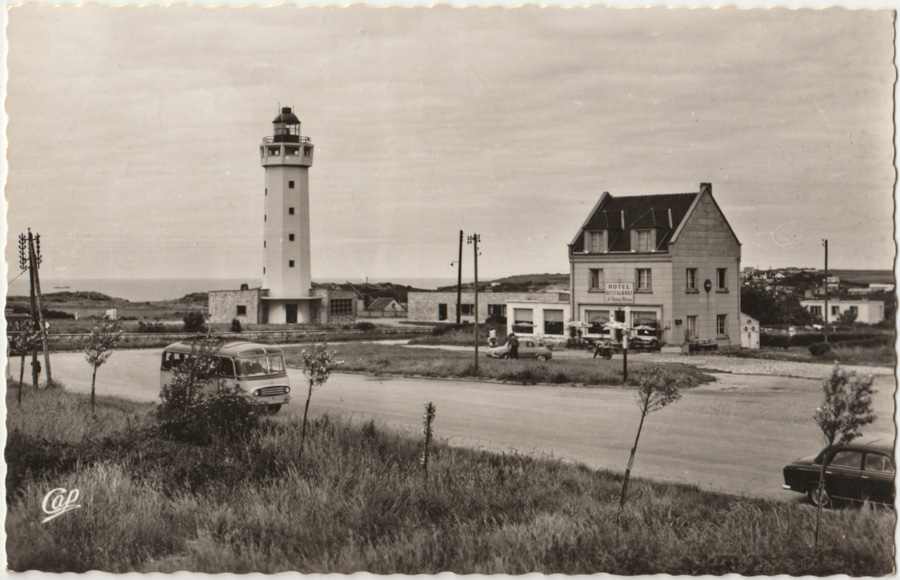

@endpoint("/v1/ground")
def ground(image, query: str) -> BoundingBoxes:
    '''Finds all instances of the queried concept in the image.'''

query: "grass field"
[6,385,894,574]
[282,342,714,386]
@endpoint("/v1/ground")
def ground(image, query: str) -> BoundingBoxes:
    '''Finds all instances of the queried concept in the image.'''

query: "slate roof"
[572,192,699,253]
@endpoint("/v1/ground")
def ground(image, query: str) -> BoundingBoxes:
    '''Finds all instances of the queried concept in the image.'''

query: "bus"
[160,340,291,412]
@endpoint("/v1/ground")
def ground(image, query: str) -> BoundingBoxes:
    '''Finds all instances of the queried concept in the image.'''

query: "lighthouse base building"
[209,106,357,326]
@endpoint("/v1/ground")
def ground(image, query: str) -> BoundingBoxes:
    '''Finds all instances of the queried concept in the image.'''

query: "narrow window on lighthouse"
[289,260,295,268]
[289,234,295,241]
[289,208,295,215]
[289,181,295,189]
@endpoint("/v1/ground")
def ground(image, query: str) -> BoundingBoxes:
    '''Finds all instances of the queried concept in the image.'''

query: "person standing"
[507,332,519,360]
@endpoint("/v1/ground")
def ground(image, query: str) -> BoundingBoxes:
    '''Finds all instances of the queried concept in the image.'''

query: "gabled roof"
[368,297,401,311]
[570,190,699,252]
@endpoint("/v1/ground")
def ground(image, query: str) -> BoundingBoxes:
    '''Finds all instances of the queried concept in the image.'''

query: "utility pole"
[468,234,480,373]
[19,230,52,387]
[456,230,463,324]
[823,239,828,345]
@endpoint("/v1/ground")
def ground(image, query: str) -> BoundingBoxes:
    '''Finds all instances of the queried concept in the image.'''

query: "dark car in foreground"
[782,438,895,507]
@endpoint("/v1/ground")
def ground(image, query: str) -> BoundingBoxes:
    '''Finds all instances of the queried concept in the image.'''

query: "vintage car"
[782,438,895,507]
[485,338,552,360]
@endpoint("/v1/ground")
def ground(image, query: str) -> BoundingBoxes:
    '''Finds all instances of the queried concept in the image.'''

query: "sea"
[6,277,458,303]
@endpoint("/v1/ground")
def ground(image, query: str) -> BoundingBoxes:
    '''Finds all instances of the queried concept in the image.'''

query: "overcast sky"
[4,5,895,283]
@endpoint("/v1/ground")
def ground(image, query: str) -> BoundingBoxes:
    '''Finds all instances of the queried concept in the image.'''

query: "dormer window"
[633,229,656,252]
[584,230,607,253]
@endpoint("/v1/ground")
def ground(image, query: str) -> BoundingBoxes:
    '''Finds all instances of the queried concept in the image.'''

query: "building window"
[289,207,295,215]
[686,268,698,292]
[809,305,823,318]
[487,304,507,321]
[633,229,655,252]
[460,304,475,316]
[635,268,652,292]
[265,188,267,196]
[263,267,266,274]
[264,241,266,248]
[716,314,727,336]
[264,214,266,222]
[289,260,295,268]
[513,308,534,334]
[236,305,247,316]
[304,146,312,157]
[831,305,840,315]
[686,315,698,339]
[289,181,295,189]
[586,310,610,335]
[584,230,607,253]
[544,309,565,335]
[329,298,353,315]
[717,268,728,290]
[589,268,604,290]
[289,234,295,241]
[849,306,859,314]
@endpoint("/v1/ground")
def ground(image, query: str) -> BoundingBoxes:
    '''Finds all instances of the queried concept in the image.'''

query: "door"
[862,452,895,503]
[286,303,298,324]
[825,450,864,500]
[438,304,447,321]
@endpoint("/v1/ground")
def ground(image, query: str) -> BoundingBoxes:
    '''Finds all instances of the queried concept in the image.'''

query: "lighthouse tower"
[259,107,316,323]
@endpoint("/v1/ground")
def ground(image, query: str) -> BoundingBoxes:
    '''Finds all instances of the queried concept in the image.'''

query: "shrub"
[137,321,167,333]
[356,321,376,331]
[230,318,242,333]
[809,343,831,357]
[183,312,206,333]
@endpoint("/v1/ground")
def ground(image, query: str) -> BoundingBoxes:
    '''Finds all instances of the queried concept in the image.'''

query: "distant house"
[368,297,405,313]
[801,299,885,324]
[407,291,568,323]
[568,183,741,348]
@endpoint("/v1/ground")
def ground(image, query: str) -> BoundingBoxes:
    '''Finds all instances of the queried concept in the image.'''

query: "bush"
[230,318,242,333]
[183,312,206,333]
[137,321,167,333]
[356,321,376,331]
[808,343,831,357]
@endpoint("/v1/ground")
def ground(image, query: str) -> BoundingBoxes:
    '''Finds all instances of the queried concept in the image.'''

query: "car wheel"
[501,353,510,360]
[536,355,548,361]
[267,404,282,415]
[808,487,832,508]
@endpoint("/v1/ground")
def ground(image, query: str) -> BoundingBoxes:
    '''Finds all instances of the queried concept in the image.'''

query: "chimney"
[667,208,673,228]
[700,182,712,195]
[620,210,625,229]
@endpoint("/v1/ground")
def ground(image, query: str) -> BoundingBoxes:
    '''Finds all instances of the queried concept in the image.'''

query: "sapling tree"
[83,321,123,413]
[617,366,686,527]
[10,326,42,406]
[297,342,343,464]
[812,364,875,549]
[421,401,437,479]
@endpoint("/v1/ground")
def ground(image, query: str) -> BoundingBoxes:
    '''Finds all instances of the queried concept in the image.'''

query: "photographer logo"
[42,488,81,523]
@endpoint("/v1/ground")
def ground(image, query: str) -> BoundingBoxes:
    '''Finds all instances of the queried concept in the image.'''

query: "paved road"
[9,349,894,500]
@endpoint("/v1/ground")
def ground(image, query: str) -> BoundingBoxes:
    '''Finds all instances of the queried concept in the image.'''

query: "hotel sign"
[605,282,634,304]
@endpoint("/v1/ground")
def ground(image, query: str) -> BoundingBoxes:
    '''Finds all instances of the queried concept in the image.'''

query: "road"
[8,349,894,500]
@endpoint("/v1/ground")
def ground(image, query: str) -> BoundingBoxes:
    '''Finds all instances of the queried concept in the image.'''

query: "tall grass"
[283,343,713,387]
[6,387,894,575]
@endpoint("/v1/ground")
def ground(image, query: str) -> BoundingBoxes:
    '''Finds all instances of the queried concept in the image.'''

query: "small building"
[739,313,760,350]
[800,299,885,324]
[407,291,568,323]
[367,297,405,313]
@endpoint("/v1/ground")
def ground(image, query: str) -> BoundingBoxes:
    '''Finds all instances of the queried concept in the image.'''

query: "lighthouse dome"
[273,107,300,125]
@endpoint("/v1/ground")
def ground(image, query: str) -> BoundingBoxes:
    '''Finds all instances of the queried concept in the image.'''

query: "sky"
[3,4,896,285]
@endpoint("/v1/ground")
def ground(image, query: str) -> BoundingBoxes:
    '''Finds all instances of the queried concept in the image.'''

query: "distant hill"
[437,273,569,293]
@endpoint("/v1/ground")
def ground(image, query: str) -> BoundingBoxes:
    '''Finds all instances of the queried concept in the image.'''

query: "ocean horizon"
[6,277,461,303]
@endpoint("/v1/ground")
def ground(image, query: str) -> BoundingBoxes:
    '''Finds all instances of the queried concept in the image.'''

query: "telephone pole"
[468,234,480,373]
[456,230,463,324]
[823,239,828,345]
[19,230,52,387]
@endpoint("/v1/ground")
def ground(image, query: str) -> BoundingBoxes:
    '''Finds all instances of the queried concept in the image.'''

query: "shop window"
[586,310,609,335]
[544,309,564,335]
[513,308,534,334]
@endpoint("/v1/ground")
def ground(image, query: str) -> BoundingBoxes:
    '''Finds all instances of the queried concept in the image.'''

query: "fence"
[357,310,408,319]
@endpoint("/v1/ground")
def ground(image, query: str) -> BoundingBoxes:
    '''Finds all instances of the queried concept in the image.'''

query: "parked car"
[630,325,660,350]
[782,438,895,507]
[486,338,552,360]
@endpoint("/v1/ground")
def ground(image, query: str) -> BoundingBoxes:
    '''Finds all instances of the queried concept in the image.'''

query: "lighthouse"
[259,107,316,323]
